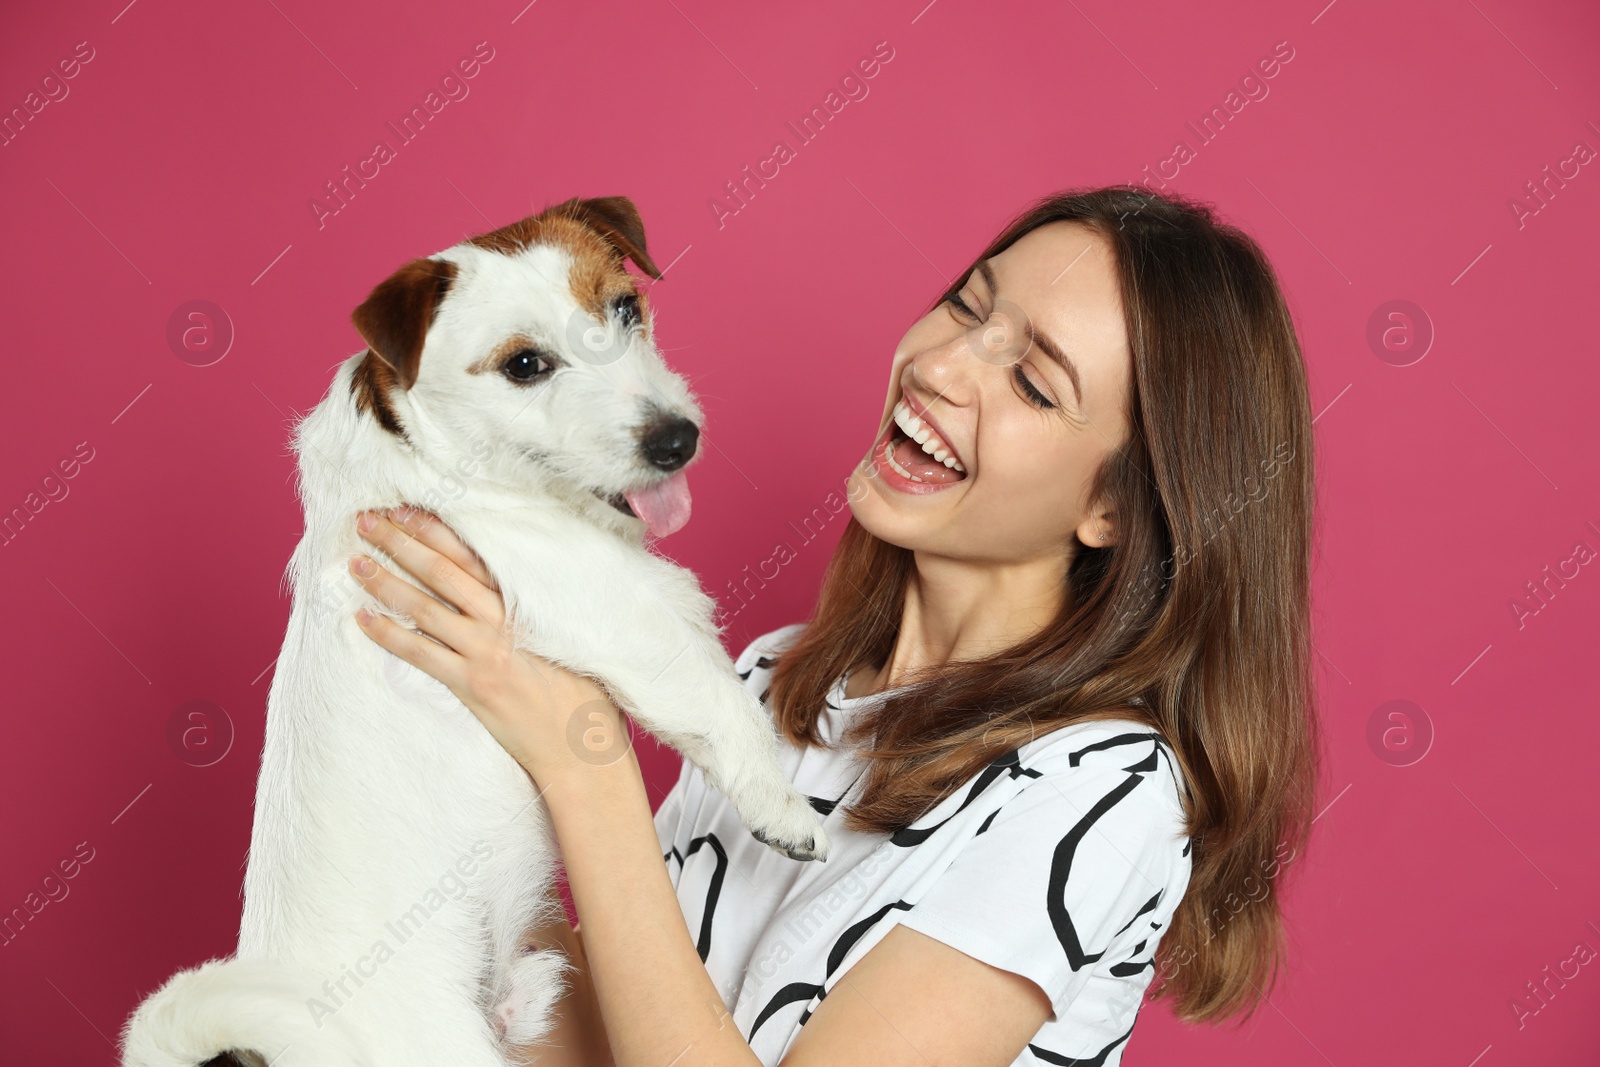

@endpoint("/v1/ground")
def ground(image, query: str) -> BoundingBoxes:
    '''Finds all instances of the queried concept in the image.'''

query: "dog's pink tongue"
[624,472,693,538]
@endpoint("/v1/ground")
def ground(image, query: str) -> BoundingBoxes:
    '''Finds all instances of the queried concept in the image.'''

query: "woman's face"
[847,220,1133,567]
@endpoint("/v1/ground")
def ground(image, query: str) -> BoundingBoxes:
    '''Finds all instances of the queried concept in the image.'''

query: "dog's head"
[348,196,702,538]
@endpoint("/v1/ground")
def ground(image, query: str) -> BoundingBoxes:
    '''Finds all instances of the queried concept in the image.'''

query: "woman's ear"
[1077,508,1115,547]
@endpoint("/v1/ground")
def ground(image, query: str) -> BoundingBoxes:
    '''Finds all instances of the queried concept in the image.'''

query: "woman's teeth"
[892,400,966,473]
[882,438,919,480]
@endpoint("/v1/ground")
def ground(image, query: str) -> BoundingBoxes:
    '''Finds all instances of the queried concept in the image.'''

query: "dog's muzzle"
[593,416,701,535]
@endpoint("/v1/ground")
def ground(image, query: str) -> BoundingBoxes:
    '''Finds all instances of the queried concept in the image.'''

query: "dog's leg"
[500,544,830,861]
[635,654,831,862]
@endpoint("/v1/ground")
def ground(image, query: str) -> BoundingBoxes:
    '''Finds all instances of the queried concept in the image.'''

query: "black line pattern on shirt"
[736,654,781,682]
[808,794,841,816]
[1071,729,1190,809]
[1067,731,1167,766]
[1048,771,1146,971]
[750,900,915,1040]
[1108,936,1156,978]
[1027,1016,1135,1065]
[663,831,732,963]
[748,980,824,1042]
[1111,889,1164,938]
[1048,736,1180,973]
[890,748,1043,847]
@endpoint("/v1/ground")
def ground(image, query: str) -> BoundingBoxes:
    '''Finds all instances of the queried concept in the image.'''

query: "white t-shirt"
[652,625,1194,1066]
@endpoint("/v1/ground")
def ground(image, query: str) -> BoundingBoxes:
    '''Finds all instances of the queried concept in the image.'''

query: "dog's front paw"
[748,795,832,862]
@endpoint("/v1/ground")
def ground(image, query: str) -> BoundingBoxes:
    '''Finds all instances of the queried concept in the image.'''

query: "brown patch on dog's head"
[469,196,661,319]
[349,256,458,437]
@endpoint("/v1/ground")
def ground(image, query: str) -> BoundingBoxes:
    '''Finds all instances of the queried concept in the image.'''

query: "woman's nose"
[910,309,1031,397]
[906,337,971,401]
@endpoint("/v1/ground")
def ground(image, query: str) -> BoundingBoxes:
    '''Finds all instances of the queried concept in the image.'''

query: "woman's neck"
[844,549,1069,699]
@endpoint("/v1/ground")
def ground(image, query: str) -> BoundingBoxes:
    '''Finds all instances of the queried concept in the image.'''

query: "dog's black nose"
[641,417,700,471]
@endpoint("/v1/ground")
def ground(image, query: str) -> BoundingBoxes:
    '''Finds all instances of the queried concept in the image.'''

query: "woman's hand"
[347,506,629,792]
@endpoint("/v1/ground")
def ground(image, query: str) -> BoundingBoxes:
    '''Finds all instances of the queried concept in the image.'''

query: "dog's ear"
[548,196,662,280]
[351,256,458,390]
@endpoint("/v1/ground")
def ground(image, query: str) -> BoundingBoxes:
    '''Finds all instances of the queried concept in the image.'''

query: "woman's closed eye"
[944,291,979,321]
[944,292,1057,410]
[1012,364,1055,409]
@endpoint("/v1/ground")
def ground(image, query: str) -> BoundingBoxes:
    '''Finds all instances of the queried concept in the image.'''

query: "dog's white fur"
[121,199,828,1067]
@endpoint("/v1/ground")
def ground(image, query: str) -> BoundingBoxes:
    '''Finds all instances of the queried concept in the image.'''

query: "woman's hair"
[767,185,1321,1025]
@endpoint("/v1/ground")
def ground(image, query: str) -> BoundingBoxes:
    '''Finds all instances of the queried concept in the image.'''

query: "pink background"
[3,0,1598,1062]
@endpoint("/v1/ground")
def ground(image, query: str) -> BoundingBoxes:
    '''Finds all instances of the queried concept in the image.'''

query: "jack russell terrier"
[121,196,829,1067]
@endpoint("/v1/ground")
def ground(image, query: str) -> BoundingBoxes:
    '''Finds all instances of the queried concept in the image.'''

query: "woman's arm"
[350,508,1054,1067]
[543,728,765,1066]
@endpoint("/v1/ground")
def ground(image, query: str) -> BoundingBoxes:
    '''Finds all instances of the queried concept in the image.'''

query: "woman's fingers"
[356,511,506,629]
[347,552,482,653]
[390,507,498,591]
[354,603,467,691]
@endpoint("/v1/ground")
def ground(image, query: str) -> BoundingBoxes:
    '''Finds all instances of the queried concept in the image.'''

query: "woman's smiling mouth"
[869,399,969,493]
[893,399,967,473]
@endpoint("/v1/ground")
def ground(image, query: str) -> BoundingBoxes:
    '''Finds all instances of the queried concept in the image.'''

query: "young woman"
[345,186,1321,1066]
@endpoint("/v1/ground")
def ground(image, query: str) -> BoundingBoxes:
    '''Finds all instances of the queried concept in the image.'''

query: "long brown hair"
[767,186,1321,1024]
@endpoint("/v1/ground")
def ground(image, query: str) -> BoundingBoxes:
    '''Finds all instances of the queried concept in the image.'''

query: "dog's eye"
[611,293,641,329]
[502,348,556,383]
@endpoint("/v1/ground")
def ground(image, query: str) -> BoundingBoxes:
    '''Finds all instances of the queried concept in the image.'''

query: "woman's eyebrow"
[976,258,1084,409]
